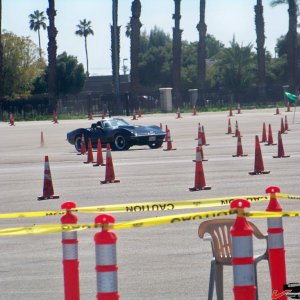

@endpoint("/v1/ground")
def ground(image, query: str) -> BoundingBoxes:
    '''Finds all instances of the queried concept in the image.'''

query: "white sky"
[3,0,290,75]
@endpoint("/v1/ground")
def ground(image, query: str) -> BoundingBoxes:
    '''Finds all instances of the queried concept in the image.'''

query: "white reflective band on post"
[63,244,78,260]
[267,217,283,228]
[97,271,118,293]
[96,245,116,265]
[232,236,253,258]
[268,233,284,249]
[62,231,77,240]
[233,265,255,286]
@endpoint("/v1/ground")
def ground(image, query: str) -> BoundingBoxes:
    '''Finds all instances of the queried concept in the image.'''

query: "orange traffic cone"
[226,118,232,134]
[237,103,242,114]
[132,109,137,120]
[265,124,276,146]
[273,131,290,158]
[233,120,242,137]
[232,136,248,157]
[163,128,176,151]
[84,138,94,164]
[88,112,93,120]
[100,144,120,184]
[193,137,207,161]
[52,111,58,124]
[229,106,234,117]
[286,101,291,112]
[195,123,202,140]
[78,134,87,155]
[165,125,169,141]
[192,106,197,116]
[202,125,209,145]
[38,155,60,200]
[280,117,286,134]
[137,108,142,118]
[176,107,182,119]
[189,146,211,191]
[93,138,105,166]
[249,135,270,175]
[40,131,45,147]
[285,115,290,131]
[274,106,280,115]
[260,122,267,143]
[9,114,15,126]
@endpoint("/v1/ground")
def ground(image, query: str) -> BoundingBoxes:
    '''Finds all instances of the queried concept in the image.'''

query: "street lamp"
[122,58,128,75]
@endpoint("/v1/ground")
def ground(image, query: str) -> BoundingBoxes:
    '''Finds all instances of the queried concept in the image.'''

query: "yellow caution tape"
[2,209,300,236]
[246,211,300,218]
[0,209,236,236]
[0,195,269,219]
[277,193,300,200]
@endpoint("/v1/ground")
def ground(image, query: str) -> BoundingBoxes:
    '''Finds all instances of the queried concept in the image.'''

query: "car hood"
[121,125,163,135]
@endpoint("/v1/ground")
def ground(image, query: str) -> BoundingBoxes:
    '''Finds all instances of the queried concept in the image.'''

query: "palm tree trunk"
[38,29,42,59]
[111,0,121,114]
[47,0,58,113]
[172,0,182,109]
[130,0,142,112]
[255,0,267,101]
[197,0,207,106]
[84,36,89,76]
[287,0,298,93]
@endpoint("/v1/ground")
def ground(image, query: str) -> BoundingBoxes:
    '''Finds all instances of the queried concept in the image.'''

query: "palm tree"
[75,19,94,76]
[215,38,256,102]
[172,0,182,108]
[197,0,207,106]
[129,0,142,111]
[29,10,47,59]
[271,0,298,92]
[47,0,58,113]
[254,0,266,101]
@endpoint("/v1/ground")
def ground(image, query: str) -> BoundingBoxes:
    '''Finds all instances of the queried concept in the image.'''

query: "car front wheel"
[112,134,129,151]
[74,135,83,152]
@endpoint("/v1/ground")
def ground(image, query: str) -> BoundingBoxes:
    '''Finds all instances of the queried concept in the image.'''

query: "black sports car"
[67,118,166,152]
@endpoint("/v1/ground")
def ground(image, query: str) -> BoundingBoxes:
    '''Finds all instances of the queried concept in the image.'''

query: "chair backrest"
[198,218,266,265]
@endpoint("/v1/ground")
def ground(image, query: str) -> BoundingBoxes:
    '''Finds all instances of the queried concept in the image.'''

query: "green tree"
[75,19,94,76]
[56,52,85,95]
[2,31,44,98]
[29,10,47,59]
[210,39,256,102]
[33,52,85,95]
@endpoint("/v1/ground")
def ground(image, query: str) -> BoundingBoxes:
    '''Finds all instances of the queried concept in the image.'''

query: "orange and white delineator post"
[94,214,119,300]
[230,199,256,300]
[265,186,287,300]
[61,201,80,300]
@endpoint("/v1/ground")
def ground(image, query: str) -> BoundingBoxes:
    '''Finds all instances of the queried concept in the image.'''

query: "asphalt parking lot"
[1,107,300,299]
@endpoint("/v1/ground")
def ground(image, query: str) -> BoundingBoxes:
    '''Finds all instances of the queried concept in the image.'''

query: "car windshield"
[103,118,130,128]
